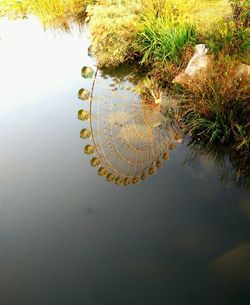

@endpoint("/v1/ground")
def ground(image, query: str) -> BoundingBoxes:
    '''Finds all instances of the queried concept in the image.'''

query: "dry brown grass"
[180,55,250,149]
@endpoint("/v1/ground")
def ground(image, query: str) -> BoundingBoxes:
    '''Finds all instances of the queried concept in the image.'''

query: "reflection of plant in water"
[100,65,167,106]
[0,0,29,19]
[0,0,91,30]
[99,64,147,87]
[78,65,183,186]
[135,77,163,105]
[184,139,250,189]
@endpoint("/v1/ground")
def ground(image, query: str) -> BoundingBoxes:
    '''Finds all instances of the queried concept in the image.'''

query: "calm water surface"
[0,18,250,305]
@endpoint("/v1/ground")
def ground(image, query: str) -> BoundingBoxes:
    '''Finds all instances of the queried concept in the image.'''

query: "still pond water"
[0,17,250,305]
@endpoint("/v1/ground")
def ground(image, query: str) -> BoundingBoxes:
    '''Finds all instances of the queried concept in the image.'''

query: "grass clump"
[135,17,197,65]
[87,1,141,67]
[180,56,250,150]
[204,0,250,58]
[87,0,230,68]
[134,0,198,66]
[133,0,230,77]
[140,0,232,31]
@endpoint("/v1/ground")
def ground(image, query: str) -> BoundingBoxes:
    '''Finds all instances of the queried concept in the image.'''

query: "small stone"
[173,44,210,85]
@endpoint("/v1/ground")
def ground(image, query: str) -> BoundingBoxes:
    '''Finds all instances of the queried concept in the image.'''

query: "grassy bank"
[178,0,250,151]
[1,0,249,151]
[179,56,249,150]
[87,0,250,151]
[87,0,232,68]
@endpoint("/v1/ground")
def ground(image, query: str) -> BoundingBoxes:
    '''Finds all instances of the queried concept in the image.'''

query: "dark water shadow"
[184,139,250,189]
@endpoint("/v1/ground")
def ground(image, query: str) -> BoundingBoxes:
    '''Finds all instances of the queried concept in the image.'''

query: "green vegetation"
[0,0,92,29]
[180,56,249,150]
[87,1,141,67]
[86,0,232,68]
[30,0,89,29]
[135,18,196,65]
[176,0,250,151]
[0,0,249,151]
[204,0,250,59]
[0,0,29,19]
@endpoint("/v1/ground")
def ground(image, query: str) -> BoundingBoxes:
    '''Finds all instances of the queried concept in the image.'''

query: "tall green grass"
[140,0,232,31]
[135,17,197,65]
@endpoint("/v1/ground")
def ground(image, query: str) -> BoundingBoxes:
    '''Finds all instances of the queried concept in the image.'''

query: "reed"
[135,17,196,65]
[139,0,232,31]
[180,56,250,150]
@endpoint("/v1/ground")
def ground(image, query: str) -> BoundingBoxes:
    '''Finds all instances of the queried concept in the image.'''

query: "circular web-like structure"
[78,66,180,185]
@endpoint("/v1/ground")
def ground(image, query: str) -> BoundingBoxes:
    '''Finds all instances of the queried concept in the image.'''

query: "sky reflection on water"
[0,17,249,305]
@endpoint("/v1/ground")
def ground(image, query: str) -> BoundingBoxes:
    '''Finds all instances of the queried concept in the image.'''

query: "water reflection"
[78,66,183,185]
[184,139,250,189]
[1,17,250,305]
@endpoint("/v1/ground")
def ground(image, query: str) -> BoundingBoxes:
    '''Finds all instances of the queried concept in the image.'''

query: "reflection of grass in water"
[99,63,146,85]
[184,139,250,189]
[30,0,91,29]
[0,0,28,19]
[0,0,92,29]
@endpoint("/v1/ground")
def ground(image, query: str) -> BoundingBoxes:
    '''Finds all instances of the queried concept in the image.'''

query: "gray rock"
[173,44,250,85]
[173,44,210,84]
[185,44,209,76]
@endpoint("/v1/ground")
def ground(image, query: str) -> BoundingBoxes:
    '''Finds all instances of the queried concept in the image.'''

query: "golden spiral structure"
[78,66,180,186]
